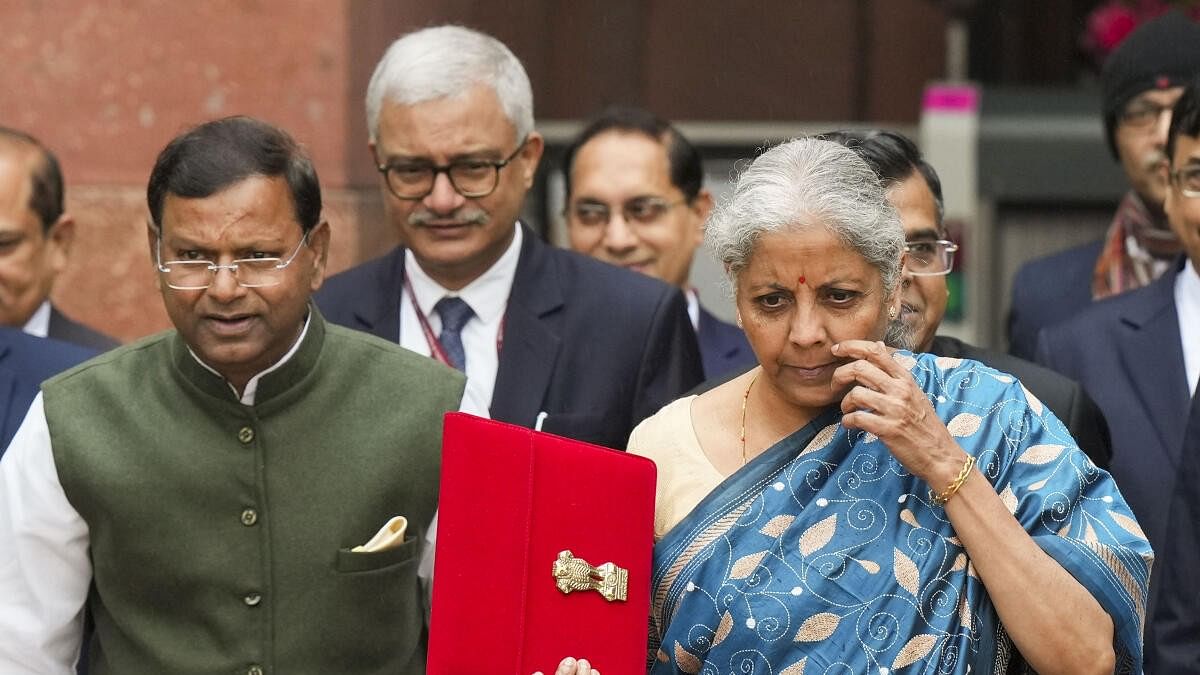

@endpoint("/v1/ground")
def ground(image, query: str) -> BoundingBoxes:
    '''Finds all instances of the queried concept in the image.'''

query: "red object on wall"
[429,412,657,675]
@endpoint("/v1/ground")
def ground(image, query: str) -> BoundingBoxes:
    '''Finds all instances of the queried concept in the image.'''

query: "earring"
[888,306,897,320]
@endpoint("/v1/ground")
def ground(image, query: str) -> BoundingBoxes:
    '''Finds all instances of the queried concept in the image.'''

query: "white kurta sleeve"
[417,383,489,621]
[0,393,91,674]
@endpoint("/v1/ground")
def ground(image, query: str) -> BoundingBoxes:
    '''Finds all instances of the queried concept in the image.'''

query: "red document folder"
[428,412,657,675]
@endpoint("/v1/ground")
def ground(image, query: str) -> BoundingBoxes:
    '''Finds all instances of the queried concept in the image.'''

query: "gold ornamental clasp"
[552,550,628,602]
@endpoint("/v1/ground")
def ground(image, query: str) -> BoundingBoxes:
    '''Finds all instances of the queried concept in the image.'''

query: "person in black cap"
[1008,10,1200,360]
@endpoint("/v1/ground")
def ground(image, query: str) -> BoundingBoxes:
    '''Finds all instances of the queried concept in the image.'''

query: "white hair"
[365,25,534,143]
[707,137,905,294]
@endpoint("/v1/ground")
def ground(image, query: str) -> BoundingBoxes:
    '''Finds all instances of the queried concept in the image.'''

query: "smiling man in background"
[0,128,116,350]
[562,106,755,380]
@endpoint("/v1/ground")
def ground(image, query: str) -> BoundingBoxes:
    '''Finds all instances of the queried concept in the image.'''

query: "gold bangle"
[928,455,976,506]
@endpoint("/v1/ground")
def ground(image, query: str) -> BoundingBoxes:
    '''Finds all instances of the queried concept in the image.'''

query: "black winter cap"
[1101,10,1200,158]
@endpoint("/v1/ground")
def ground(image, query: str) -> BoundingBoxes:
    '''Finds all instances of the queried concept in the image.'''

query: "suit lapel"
[489,228,563,426]
[696,308,729,358]
[1115,264,1190,462]
[0,341,15,448]
[353,248,406,341]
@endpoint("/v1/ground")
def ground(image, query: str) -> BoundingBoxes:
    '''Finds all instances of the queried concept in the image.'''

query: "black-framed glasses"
[904,239,959,276]
[376,136,528,200]
[156,233,310,290]
[1169,165,1200,198]
[568,196,687,228]
[1120,98,1176,130]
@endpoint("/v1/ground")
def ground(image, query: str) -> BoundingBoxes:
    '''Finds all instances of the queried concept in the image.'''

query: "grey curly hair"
[707,137,905,295]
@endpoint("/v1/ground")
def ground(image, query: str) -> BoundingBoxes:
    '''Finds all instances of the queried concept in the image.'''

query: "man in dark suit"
[0,327,93,454]
[561,106,755,380]
[1037,77,1200,671]
[1149,387,1200,675]
[823,129,1113,467]
[316,26,703,449]
[1008,12,1200,360]
[0,127,117,350]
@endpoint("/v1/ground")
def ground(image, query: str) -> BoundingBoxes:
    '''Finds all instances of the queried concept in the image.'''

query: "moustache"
[408,209,489,227]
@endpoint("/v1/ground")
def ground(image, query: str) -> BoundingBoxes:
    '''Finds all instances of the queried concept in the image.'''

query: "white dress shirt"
[21,300,51,338]
[399,225,522,411]
[1176,258,1200,397]
[684,288,700,332]
[0,316,485,673]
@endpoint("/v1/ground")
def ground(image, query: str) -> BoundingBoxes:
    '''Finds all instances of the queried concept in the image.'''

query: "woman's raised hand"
[830,340,967,488]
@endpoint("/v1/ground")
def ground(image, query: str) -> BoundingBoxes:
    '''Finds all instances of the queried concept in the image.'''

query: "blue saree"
[650,353,1153,674]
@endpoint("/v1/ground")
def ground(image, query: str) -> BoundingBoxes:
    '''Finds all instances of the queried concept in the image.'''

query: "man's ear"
[44,213,75,274]
[690,188,715,247]
[146,219,165,290]
[307,220,332,292]
[519,131,545,188]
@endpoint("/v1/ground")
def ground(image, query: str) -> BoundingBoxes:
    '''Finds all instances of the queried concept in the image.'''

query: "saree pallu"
[650,353,1153,675]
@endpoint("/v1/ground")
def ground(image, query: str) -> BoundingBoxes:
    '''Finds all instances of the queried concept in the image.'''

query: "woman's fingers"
[535,657,597,675]
[831,357,892,394]
[833,340,908,377]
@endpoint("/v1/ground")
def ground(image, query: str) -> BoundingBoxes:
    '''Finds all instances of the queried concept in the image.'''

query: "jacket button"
[238,426,255,444]
[247,666,264,675]
[240,509,258,526]
[244,592,262,607]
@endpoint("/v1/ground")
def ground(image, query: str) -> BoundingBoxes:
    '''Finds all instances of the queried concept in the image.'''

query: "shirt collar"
[685,287,700,331]
[187,311,312,405]
[404,224,523,324]
[22,301,51,338]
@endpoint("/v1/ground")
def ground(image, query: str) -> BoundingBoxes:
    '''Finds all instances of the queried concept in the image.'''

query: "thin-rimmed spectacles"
[1169,165,1200,198]
[568,196,687,228]
[904,239,959,276]
[376,136,528,200]
[156,233,310,290]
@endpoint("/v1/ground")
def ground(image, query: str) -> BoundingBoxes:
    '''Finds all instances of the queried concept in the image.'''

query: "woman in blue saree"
[543,138,1151,675]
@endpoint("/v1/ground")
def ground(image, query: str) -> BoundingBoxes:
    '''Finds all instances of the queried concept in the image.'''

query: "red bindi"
[798,275,806,285]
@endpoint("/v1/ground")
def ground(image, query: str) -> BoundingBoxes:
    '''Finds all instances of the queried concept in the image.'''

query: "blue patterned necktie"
[434,296,474,372]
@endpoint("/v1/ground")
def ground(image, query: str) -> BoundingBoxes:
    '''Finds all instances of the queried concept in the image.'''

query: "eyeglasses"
[156,233,310,290]
[1169,165,1200,198]
[1119,98,1176,130]
[904,239,959,276]
[568,197,687,228]
[376,136,528,200]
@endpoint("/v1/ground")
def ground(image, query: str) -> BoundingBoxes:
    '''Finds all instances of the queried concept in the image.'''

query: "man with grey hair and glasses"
[317,25,703,449]
[0,116,478,674]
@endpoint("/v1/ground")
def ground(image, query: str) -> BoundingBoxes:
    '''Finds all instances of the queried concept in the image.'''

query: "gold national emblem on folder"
[552,550,628,602]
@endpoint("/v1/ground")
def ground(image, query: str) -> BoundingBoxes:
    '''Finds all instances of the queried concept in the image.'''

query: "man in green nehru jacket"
[0,116,478,674]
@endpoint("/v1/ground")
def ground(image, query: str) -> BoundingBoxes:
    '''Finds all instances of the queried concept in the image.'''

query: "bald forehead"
[0,139,44,187]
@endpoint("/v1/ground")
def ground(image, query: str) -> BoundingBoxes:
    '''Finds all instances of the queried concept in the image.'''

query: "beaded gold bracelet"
[928,455,976,506]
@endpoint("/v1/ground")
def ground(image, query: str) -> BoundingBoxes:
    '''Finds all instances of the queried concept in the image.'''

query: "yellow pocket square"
[351,516,409,553]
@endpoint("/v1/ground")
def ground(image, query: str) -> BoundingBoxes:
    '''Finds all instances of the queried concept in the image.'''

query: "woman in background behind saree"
[544,138,1151,675]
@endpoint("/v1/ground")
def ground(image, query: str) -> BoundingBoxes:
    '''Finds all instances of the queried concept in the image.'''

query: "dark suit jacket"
[696,306,755,381]
[1035,258,1190,554]
[1149,387,1200,675]
[929,335,1112,469]
[1007,239,1104,361]
[48,305,119,351]
[0,327,96,455]
[315,226,704,449]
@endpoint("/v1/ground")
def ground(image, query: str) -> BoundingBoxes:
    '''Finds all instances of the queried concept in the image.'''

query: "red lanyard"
[403,270,505,368]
